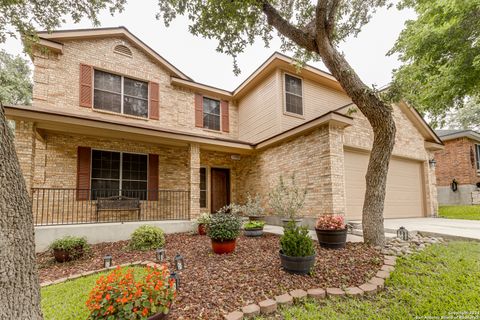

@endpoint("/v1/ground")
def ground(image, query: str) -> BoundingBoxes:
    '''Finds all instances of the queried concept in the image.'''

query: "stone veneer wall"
[32,37,239,140]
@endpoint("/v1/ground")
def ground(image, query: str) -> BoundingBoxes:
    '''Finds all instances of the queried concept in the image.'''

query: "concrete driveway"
[382,218,480,241]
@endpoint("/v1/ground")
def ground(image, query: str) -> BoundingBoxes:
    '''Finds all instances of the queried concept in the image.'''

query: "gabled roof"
[36,26,191,80]
[435,129,480,143]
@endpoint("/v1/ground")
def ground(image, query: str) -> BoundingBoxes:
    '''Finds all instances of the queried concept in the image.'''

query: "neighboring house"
[434,130,480,205]
[5,27,443,228]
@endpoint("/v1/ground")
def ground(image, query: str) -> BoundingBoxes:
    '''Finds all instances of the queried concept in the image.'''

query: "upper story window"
[93,70,148,118]
[203,97,220,131]
[284,74,303,115]
[476,144,480,171]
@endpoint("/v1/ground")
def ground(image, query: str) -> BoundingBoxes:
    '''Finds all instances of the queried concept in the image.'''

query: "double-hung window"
[476,144,480,171]
[284,74,303,115]
[91,150,148,200]
[203,97,221,131]
[93,70,149,118]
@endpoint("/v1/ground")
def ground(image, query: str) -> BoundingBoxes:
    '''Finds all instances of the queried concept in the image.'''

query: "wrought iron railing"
[31,188,190,226]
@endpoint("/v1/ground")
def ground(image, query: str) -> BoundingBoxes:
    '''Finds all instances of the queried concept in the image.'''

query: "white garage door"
[344,150,425,220]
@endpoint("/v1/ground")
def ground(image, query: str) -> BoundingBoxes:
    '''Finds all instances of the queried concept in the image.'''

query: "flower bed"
[38,233,383,319]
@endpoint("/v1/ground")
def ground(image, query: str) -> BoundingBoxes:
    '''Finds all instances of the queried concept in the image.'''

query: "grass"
[439,205,480,220]
[41,266,147,320]
[258,241,480,320]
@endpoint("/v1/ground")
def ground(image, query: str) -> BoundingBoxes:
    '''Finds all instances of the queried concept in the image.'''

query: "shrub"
[244,220,265,230]
[130,225,165,251]
[268,174,307,220]
[196,213,211,225]
[315,215,346,230]
[86,266,175,319]
[49,236,89,260]
[280,222,315,257]
[207,211,242,241]
[242,193,265,217]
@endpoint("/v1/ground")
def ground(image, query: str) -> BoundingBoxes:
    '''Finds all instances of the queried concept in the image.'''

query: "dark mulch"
[37,233,383,320]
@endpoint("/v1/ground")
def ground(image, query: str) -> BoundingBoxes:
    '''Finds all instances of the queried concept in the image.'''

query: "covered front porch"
[7,105,254,227]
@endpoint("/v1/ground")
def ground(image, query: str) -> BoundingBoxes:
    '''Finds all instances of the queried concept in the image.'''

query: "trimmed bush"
[130,225,166,251]
[207,212,242,241]
[280,222,315,257]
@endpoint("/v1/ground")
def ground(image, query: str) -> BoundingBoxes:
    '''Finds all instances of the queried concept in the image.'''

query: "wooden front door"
[210,168,230,213]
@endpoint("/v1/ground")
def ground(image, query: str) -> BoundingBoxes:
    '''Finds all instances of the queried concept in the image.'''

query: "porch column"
[318,124,347,215]
[189,143,201,219]
[424,151,439,217]
[14,120,37,193]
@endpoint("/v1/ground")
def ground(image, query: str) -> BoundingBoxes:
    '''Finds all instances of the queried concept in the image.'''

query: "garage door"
[344,150,425,220]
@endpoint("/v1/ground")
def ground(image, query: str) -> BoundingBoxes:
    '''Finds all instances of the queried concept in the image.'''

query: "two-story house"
[434,130,480,205]
[5,27,443,229]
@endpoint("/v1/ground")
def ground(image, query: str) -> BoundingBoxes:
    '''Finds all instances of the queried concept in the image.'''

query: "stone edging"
[39,260,160,287]
[224,255,397,320]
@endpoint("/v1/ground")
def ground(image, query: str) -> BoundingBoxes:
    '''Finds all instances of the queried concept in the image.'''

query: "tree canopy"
[390,0,480,128]
[0,0,125,44]
[0,49,32,105]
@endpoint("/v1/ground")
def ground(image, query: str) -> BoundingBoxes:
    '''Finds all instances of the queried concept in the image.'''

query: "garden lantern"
[428,158,437,168]
[397,227,409,241]
[169,271,180,290]
[156,248,166,262]
[103,255,113,268]
[174,254,184,271]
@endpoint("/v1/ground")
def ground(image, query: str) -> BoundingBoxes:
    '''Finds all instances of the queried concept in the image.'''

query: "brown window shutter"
[149,82,159,120]
[221,100,229,133]
[76,147,91,200]
[79,64,93,108]
[195,93,203,128]
[148,154,159,201]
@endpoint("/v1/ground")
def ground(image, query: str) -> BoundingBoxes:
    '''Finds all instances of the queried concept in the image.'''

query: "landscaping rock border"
[40,260,158,287]
[223,255,398,320]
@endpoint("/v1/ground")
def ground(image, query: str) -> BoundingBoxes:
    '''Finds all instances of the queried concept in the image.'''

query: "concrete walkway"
[380,218,480,241]
[264,225,364,242]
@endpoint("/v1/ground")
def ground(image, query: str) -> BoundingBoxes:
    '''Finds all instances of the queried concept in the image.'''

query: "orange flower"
[142,308,149,317]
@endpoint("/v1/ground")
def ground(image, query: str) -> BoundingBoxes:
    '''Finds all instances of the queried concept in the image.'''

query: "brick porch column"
[424,151,439,217]
[189,143,201,219]
[318,124,346,215]
[13,120,36,193]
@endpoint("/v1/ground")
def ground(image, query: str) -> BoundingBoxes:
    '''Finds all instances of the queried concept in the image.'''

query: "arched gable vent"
[114,44,133,57]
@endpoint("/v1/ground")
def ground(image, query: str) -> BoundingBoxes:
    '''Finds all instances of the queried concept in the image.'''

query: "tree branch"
[326,0,341,37]
[260,0,317,52]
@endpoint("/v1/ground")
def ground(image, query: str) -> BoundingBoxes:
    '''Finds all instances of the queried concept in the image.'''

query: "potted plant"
[86,265,175,319]
[268,174,307,227]
[242,193,265,221]
[196,213,211,235]
[207,205,242,254]
[315,214,347,249]
[243,220,266,237]
[279,221,316,274]
[49,236,90,263]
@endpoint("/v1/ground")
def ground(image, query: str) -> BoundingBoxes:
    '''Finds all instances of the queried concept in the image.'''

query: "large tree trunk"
[0,105,43,319]
[314,37,396,246]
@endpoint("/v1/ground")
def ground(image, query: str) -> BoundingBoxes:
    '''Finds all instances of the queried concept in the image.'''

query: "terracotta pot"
[315,228,347,249]
[211,239,236,254]
[279,250,316,274]
[53,246,84,263]
[198,223,207,235]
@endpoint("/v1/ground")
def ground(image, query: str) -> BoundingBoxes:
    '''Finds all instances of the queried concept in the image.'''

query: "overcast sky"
[0,1,415,91]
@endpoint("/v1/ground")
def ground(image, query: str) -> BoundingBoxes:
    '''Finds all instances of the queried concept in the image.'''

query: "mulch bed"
[37,233,383,319]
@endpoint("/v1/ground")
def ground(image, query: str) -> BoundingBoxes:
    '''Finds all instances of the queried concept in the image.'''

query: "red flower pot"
[198,223,207,235]
[211,239,236,254]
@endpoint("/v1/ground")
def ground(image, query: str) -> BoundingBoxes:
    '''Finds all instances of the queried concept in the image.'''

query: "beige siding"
[344,149,425,220]
[280,71,351,132]
[238,71,281,143]
[32,37,239,140]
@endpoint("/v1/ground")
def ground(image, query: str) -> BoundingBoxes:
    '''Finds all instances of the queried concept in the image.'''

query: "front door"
[210,168,230,213]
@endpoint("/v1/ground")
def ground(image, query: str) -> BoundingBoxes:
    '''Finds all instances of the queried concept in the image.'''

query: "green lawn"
[259,242,480,320]
[41,266,147,320]
[439,205,480,220]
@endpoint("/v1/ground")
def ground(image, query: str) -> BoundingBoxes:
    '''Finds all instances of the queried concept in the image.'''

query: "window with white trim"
[285,74,303,115]
[91,150,148,200]
[476,144,480,171]
[203,97,220,131]
[93,70,148,118]
[200,167,207,208]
